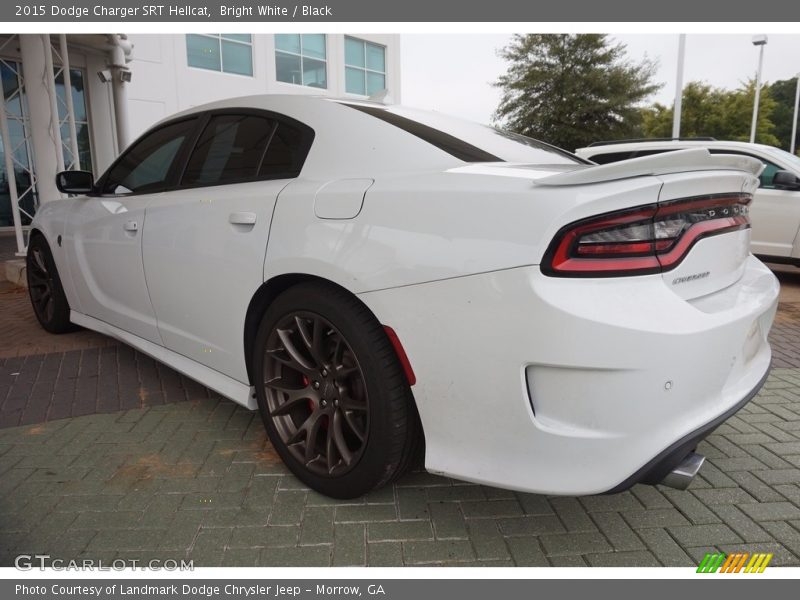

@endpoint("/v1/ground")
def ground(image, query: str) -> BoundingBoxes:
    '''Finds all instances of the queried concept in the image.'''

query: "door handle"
[123,220,139,232]
[229,211,257,226]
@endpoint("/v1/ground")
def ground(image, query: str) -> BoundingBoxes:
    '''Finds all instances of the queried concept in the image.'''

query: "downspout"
[106,34,133,153]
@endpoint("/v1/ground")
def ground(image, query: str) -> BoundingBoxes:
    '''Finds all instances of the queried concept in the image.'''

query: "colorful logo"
[697,552,773,573]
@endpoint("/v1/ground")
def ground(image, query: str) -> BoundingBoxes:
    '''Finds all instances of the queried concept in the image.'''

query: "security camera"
[97,69,112,83]
[751,34,768,46]
[119,70,132,83]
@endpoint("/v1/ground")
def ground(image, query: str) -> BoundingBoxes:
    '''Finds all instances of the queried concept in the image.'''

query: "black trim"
[604,365,771,494]
[758,255,800,268]
[587,137,716,147]
[92,107,315,198]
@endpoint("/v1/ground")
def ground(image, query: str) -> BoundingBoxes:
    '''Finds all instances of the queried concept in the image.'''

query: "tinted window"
[587,151,638,164]
[103,119,196,194]
[182,115,276,186]
[587,149,674,164]
[344,104,500,162]
[342,103,583,164]
[259,122,309,178]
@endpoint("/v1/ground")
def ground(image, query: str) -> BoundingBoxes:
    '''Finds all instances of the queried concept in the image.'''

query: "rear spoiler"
[534,148,763,186]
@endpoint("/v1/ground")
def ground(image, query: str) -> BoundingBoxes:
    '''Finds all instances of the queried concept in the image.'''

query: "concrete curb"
[3,259,27,288]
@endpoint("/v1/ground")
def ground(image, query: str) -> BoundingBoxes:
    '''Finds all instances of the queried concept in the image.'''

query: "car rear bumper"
[604,365,769,493]
[359,254,779,495]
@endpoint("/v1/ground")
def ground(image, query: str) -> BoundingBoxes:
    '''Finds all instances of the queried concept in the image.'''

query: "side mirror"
[55,170,94,195]
[772,170,800,191]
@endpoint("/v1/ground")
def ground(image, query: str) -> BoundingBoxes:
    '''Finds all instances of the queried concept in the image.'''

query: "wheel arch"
[243,272,412,385]
[242,272,424,447]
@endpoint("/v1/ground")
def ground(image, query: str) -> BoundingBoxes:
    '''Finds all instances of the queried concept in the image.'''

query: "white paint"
[31,95,781,494]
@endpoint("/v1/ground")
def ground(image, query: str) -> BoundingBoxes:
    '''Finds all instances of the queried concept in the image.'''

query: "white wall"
[125,34,401,140]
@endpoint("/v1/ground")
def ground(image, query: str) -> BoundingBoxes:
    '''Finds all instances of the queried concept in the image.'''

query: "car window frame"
[93,116,203,197]
[176,110,314,189]
[706,149,785,190]
[92,108,316,197]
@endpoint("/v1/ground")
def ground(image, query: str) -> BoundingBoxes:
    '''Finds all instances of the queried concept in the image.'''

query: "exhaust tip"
[661,452,705,490]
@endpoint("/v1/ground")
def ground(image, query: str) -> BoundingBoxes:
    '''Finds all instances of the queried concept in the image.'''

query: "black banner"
[2,0,800,22]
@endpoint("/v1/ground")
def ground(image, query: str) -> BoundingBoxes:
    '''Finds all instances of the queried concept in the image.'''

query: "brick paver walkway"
[0,266,800,567]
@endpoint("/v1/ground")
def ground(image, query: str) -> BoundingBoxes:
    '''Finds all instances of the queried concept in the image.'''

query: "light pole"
[791,74,799,155]
[750,34,768,144]
[672,34,686,139]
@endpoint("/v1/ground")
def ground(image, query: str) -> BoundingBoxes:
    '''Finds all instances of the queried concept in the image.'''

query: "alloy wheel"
[27,247,55,323]
[263,312,369,477]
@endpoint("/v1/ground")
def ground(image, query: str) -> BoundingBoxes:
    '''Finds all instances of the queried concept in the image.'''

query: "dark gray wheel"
[253,281,420,498]
[26,234,75,334]
[264,311,369,477]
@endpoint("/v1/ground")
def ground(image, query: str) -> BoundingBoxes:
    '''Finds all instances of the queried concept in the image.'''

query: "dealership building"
[0,33,401,255]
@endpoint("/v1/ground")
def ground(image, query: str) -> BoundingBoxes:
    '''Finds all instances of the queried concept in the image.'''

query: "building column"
[107,34,133,152]
[19,34,64,204]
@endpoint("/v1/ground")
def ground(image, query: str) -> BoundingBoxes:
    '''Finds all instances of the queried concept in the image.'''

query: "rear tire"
[253,281,420,498]
[26,234,75,334]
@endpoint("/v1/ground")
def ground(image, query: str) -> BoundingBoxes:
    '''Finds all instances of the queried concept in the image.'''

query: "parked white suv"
[576,140,800,266]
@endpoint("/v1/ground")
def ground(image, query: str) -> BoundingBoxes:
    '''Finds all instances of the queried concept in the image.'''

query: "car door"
[748,163,800,258]
[65,117,200,343]
[709,149,800,258]
[141,111,314,382]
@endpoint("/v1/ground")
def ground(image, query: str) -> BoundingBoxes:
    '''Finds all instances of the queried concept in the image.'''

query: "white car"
[576,139,800,265]
[28,95,779,498]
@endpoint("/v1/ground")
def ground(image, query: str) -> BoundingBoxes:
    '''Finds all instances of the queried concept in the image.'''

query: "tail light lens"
[541,193,751,277]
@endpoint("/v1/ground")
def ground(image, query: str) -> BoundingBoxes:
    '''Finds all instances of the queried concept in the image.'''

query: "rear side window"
[341,103,584,164]
[182,114,312,186]
[102,119,196,194]
[259,123,309,178]
[587,151,637,164]
[182,115,275,186]
[587,149,671,164]
[343,104,501,162]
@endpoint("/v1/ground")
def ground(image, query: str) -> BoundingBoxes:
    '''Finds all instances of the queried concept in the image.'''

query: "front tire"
[26,234,75,334]
[253,282,419,498]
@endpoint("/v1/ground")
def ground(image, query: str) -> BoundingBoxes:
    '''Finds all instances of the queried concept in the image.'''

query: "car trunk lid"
[527,149,762,299]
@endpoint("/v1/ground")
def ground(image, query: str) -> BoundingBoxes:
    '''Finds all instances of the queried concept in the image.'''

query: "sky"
[400,34,800,125]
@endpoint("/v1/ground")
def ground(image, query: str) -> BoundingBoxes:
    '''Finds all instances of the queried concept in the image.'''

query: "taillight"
[541,193,751,277]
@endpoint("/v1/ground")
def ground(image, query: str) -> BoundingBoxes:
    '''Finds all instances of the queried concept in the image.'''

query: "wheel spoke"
[43,296,54,321]
[277,328,315,371]
[335,364,359,379]
[339,391,367,412]
[27,270,47,286]
[304,413,325,464]
[31,249,47,275]
[295,315,326,367]
[266,347,313,376]
[341,409,366,442]
[331,411,354,466]
[325,425,339,472]
[269,393,311,417]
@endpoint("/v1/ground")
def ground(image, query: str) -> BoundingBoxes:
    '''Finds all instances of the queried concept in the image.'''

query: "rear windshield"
[341,103,586,165]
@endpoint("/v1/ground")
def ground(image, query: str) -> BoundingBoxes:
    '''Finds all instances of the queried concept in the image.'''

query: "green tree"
[493,34,661,151]
[768,77,799,152]
[642,80,779,146]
